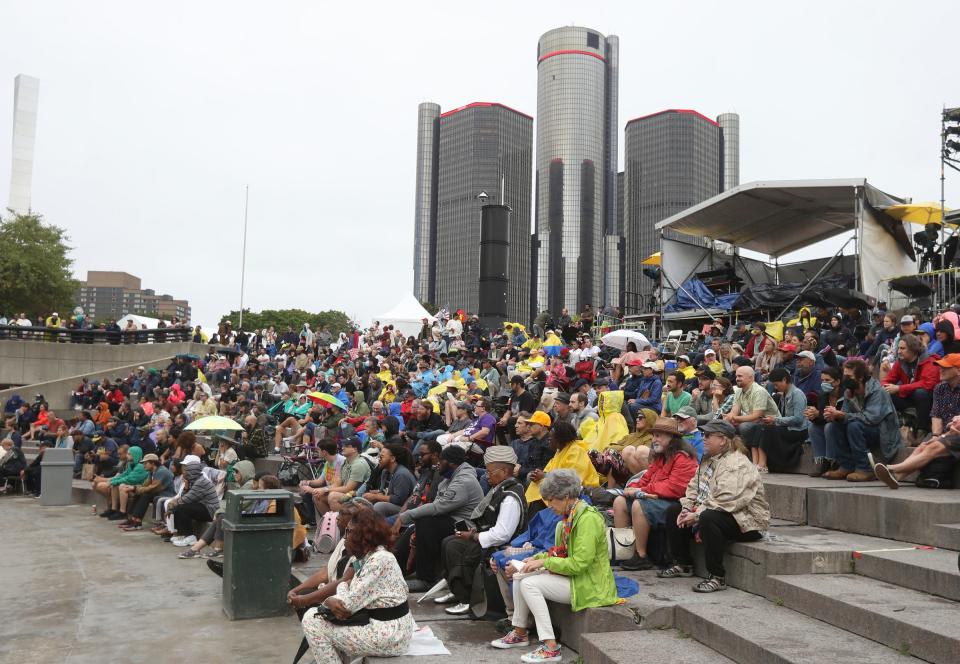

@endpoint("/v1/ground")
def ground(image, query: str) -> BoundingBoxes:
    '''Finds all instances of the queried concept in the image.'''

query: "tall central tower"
[535,27,618,316]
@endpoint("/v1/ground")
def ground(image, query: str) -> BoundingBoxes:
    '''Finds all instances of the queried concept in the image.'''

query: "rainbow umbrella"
[306,391,348,410]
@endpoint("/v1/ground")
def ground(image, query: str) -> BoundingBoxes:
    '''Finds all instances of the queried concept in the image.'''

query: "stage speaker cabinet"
[479,204,511,325]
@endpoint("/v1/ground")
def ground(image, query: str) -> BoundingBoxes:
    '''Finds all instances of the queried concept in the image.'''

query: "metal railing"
[879,267,960,316]
[0,324,193,344]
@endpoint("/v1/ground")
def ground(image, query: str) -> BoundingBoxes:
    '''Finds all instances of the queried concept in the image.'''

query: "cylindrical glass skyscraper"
[412,102,440,305]
[535,27,618,316]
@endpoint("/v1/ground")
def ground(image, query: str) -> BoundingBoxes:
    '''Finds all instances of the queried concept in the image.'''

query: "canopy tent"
[376,294,436,340]
[655,179,915,327]
[117,313,163,329]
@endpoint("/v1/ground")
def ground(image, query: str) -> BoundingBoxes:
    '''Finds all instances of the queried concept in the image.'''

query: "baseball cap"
[673,405,697,420]
[704,348,717,356]
[696,366,716,380]
[555,392,571,404]
[700,420,736,437]
[778,343,797,353]
[626,357,644,367]
[455,400,474,414]
[182,454,202,465]
[797,350,817,361]
[527,411,552,428]
[900,315,915,324]
[341,436,363,451]
[935,354,960,368]
[642,362,659,370]
[677,355,690,363]
[141,453,160,464]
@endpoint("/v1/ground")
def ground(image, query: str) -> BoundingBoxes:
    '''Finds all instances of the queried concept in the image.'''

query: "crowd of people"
[2,301,959,663]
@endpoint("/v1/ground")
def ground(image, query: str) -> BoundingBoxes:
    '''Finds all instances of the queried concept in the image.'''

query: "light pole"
[239,185,249,329]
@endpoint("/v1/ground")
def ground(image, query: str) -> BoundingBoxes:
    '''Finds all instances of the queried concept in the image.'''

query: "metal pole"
[942,107,947,263]
[774,234,856,321]
[239,185,249,330]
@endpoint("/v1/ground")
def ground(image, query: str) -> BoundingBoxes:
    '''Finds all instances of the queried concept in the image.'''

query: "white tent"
[117,313,162,329]
[376,294,436,339]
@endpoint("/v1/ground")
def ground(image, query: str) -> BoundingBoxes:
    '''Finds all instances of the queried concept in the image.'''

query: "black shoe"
[99,509,117,518]
[808,459,829,478]
[207,559,224,578]
[495,617,512,634]
[620,553,655,571]
[107,512,127,521]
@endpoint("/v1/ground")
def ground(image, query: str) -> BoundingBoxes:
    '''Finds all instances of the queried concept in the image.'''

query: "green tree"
[218,308,353,335]
[0,211,78,318]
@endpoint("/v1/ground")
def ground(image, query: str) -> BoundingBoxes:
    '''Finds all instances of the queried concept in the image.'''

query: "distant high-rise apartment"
[535,26,619,315]
[623,110,739,313]
[8,74,40,214]
[77,271,191,323]
[412,102,533,322]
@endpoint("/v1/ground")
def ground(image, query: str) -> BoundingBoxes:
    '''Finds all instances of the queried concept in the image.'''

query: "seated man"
[882,333,939,436]
[401,399,447,449]
[624,362,662,419]
[98,446,148,520]
[672,406,704,460]
[758,368,808,472]
[437,397,497,456]
[723,366,779,472]
[661,371,692,417]
[873,353,960,488]
[393,445,484,592]
[824,359,902,482]
[690,368,717,424]
[312,436,370,516]
[436,446,527,615]
[362,444,416,517]
[512,411,554,484]
[118,453,176,530]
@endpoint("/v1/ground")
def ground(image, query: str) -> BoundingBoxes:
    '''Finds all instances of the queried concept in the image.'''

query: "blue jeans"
[825,419,877,472]
[808,423,836,462]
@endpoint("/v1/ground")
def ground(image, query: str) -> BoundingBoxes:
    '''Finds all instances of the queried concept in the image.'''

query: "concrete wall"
[0,357,178,412]
[0,340,210,387]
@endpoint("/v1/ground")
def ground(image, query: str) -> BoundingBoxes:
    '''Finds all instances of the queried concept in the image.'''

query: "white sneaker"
[444,603,470,615]
[173,535,197,547]
[433,592,456,604]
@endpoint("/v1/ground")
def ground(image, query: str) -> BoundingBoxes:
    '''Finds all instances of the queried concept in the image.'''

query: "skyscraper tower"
[412,102,441,305]
[622,109,739,313]
[411,101,532,322]
[8,74,40,214]
[535,27,619,316]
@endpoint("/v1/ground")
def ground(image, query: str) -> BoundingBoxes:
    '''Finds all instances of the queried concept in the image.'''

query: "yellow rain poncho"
[584,390,629,452]
[786,306,818,331]
[525,439,599,504]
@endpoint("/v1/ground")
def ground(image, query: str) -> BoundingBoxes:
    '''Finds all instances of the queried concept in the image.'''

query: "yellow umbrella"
[641,251,662,265]
[882,203,952,225]
[185,415,243,431]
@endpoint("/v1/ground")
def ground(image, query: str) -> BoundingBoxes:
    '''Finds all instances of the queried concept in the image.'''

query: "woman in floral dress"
[301,508,414,663]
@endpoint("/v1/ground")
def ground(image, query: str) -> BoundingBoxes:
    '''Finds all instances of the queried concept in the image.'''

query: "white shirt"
[477,494,522,549]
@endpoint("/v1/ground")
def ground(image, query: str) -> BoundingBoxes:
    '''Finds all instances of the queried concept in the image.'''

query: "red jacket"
[882,355,940,398]
[635,451,699,500]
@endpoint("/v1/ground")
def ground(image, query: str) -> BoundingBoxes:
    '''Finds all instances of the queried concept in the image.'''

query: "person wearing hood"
[584,390,629,452]
[934,317,960,356]
[570,392,598,438]
[394,445,484,592]
[99,446,149,520]
[525,422,599,520]
[177,459,257,559]
[165,458,221,547]
[881,333,939,434]
[919,322,944,358]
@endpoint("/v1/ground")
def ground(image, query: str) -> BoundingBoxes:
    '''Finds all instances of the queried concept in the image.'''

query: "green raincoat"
[109,446,148,486]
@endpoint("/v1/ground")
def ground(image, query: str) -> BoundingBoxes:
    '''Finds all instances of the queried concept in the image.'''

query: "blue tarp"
[665,278,741,313]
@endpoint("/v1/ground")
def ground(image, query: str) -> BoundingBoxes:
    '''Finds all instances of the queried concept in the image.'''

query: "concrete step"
[783,443,918,477]
[761,473,888,524]
[674,588,921,663]
[579,629,736,664]
[855,546,960,602]
[766,573,960,664]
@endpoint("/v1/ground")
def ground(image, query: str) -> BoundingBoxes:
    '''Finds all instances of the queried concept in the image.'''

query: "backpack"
[313,511,341,554]
[916,456,956,489]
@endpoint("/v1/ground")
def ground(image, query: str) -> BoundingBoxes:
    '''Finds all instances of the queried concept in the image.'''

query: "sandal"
[202,549,223,559]
[693,575,727,593]
[656,564,694,578]
[178,549,203,559]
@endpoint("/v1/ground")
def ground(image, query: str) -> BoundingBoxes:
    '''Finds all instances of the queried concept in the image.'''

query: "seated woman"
[613,417,698,571]
[177,460,257,559]
[525,422,599,519]
[300,508,414,663]
[659,420,770,593]
[491,469,618,663]
[0,437,27,494]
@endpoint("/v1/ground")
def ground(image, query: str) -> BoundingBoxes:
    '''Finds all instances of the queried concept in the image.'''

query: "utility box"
[221,489,295,620]
[39,447,75,506]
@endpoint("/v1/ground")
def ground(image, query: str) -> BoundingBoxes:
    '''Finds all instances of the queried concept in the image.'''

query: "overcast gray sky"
[2,1,956,330]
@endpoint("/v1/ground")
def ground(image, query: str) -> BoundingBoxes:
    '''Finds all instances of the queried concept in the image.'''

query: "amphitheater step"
[674,588,921,663]
[766,573,960,664]
[854,546,960,602]
[579,629,735,664]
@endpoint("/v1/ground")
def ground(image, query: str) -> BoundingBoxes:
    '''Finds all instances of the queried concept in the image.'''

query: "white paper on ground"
[403,626,450,656]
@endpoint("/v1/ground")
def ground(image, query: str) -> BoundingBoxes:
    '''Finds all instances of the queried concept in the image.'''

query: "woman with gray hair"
[490,468,617,663]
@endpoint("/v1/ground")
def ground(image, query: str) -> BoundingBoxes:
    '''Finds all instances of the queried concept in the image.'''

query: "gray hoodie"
[180,462,221,518]
[399,462,483,525]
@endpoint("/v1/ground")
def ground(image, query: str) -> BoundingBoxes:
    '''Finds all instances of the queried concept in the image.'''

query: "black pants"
[413,515,455,583]
[172,502,212,536]
[441,535,484,604]
[760,425,806,471]
[24,466,42,495]
[129,493,156,520]
[892,389,933,431]
[665,503,762,578]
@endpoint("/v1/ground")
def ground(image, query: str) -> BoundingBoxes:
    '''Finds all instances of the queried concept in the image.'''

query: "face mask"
[841,377,860,392]
[821,382,835,394]
[651,442,662,453]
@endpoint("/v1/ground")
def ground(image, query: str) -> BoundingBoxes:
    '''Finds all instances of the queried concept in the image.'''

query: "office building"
[623,110,739,313]
[77,271,191,323]
[412,102,533,322]
[534,26,619,315]
[8,74,40,214]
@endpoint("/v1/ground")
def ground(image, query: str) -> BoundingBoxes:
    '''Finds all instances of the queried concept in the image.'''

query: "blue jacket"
[840,378,901,460]
[625,375,662,410]
[775,385,809,432]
